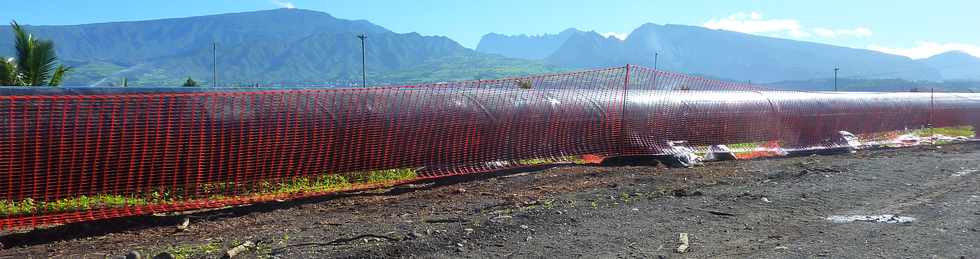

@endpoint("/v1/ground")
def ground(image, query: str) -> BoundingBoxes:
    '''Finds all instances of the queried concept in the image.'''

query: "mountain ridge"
[479,23,943,82]
[0,8,562,86]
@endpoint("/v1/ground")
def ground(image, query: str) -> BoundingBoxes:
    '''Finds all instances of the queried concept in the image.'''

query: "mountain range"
[477,24,980,83]
[0,9,560,86]
[0,8,978,87]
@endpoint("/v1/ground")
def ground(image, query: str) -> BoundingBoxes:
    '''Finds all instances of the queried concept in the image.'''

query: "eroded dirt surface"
[2,144,979,258]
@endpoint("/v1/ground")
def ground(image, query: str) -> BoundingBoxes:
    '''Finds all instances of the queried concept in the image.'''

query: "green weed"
[352,168,418,184]
[0,168,417,217]
[166,241,222,259]
[913,125,975,138]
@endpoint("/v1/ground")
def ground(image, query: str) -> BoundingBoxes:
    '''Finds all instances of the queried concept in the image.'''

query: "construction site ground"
[1,143,978,258]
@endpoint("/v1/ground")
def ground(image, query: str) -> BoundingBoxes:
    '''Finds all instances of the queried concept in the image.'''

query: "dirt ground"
[1,143,979,258]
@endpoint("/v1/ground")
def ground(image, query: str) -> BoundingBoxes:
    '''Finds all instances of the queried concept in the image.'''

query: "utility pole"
[357,34,368,87]
[212,42,217,87]
[653,51,660,88]
[834,66,839,92]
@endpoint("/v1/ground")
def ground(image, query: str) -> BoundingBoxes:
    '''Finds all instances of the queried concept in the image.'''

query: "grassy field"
[0,168,419,217]
[1,155,598,217]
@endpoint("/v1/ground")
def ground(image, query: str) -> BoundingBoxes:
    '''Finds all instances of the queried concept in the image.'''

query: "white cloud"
[703,12,871,39]
[867,42,980,59]
[704,12,808,38]
[600,32,628,40]
[271,0,295,9]
[813,27,872,38]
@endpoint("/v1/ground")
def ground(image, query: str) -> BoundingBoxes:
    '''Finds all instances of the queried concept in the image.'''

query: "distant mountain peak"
[925,50,979,60]
[475,28,588,60]
[920,50,980,80]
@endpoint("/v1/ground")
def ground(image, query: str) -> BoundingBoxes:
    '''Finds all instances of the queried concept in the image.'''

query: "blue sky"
[2,0,978,58]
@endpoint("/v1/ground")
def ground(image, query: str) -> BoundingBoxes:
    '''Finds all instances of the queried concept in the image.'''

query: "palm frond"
[7,20,69,86]
[48,65,71,86]
[27,40,57,86]
[11,20,33,81]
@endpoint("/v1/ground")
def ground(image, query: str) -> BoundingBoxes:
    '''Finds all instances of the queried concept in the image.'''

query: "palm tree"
[0,57,16,85]
[1,20,71,86]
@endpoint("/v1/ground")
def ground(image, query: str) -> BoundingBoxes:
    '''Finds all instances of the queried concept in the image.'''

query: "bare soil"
[1,144,978,258]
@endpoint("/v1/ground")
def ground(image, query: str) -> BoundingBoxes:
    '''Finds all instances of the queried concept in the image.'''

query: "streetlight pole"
[212,42,217,87]
[652,51,660,88]
[834,67,839,92]
[357,34,368,87]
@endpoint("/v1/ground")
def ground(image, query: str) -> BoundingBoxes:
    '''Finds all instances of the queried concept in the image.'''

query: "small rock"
[632,208,639,211]
[125,251,142,259]
[774,246,789,250]
[489,215,512,223]
[152,252,175,259]
[672,189,703,197]
[455,188,467,194]
[464,228,474,233]
[676,233,690,253]
[761,197,772,203]
[520,225,529,230]
[176,217,190,231]
[224,241,255,259]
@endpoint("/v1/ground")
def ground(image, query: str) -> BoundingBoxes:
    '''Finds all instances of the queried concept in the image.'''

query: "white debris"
[761,197,771,203]
[826,214,915,224]
[922,134,970,145]
[894,134,921,146]
[952,169,977,177]
[485,161,510,167]
[667,141,703,167]
[704,144,736,161]
[838,131,861,150]
[893,131,972,147]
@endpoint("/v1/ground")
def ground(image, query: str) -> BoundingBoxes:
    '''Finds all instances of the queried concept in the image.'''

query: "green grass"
[912,126,975,138]
[725,142,762,151]
[692,142,763,156]
[516,156,588,166]
[351,168,418,184]
[0,199,36,216]
[516,158,552,166]
[165,241,222,259]
[0,168,419,217]
[0,194,148,217]
[261,174,352,195]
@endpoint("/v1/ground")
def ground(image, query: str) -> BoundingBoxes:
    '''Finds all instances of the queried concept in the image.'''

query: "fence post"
[929,87,934,128]
[620,64,630,156]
